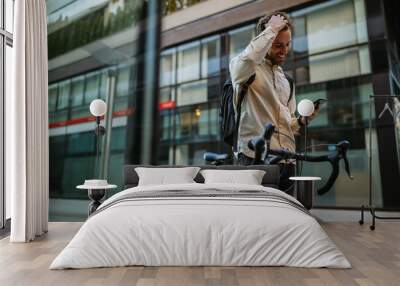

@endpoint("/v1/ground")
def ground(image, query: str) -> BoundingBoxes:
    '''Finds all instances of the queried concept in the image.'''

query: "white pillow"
[135,167,201,186]
[200,169,265,185]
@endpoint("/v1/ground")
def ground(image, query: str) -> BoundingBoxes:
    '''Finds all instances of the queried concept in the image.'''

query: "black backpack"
[220,72,294,149]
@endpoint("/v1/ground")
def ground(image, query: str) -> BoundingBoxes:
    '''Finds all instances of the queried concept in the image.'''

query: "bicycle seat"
[203,152,229,163]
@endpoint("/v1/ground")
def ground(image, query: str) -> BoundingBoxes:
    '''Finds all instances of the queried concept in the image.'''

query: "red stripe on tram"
[49,108,135,128]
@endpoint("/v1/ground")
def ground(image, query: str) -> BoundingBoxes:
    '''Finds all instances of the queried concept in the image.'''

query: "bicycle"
[204,123,354,195]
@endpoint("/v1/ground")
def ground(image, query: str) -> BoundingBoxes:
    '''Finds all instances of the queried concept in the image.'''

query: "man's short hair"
[256,11,293,36]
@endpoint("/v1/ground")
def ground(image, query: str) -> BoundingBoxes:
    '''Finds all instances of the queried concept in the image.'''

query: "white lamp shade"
[90,99,107,117]
[297,99,314,117]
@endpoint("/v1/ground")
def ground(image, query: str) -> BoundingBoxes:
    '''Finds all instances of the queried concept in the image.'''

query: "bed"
[50,165,350,269]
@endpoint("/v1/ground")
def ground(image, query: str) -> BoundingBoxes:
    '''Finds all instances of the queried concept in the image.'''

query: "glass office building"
[157,0,380,207]
[47,0,160,220]
[47,0,400,220]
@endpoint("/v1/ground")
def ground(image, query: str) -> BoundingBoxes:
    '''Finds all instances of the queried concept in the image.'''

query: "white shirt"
[229,26,301,159]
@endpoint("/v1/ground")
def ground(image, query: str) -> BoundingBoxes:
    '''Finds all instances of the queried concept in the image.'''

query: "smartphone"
[313,98,327,108]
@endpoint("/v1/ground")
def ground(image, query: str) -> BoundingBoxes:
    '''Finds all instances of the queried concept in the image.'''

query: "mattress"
[50,183,350,269]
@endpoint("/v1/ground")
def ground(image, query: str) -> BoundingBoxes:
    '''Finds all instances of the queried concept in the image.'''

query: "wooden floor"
[0,222,399,286]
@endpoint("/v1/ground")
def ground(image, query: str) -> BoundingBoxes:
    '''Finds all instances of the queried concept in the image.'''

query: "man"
[229,12,318,194]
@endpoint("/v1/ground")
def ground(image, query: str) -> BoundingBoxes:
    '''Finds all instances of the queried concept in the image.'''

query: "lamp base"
[87,189,106,215]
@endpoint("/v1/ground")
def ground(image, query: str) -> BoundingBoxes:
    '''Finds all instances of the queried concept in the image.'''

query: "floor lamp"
[297,99,315,160]
[90,99,107,177]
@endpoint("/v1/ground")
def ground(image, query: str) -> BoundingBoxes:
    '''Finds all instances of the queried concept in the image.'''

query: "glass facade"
[47,0,399,220]
[47,0,160,221]
[158,34,224,165]
[157,0,380,207]
[49,64,133,202]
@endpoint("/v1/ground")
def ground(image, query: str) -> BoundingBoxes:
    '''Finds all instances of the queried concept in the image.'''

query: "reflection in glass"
[48,85,58,112]
[192,107,208,136]
[177,80,207,106]
[294,77,378,207]
[70,76,84,107]
[292,0,368,56]
[57,81,70,110]
[201,36,220,78]
[177,42,200,83]
[99,71,108,101]
[85,72,100,104]
[206,76,221,101]
[176,112,192,139]
[209,107,219,136]
[306,0,359,54]
[117,66,130,97]
[292,16,307,56]
[160,87,175,103]
[229,25,255,61]
[309,45,370,83]
[47,0,159,221]
[47,1,143,59]
[175,145,189,165]
[160,112,172,141]
[160,49,176,87]
[295,62,310,85]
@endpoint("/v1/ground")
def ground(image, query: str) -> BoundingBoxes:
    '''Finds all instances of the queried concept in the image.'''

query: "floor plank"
[0,222,399,286]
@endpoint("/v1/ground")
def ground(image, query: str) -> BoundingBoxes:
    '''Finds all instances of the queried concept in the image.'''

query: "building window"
[85,72,100,104]
[177,41,201,83]
[160,48,176,87]
[99,71,109,101]
[201,36,220,78]
[291,0,370,84]
[70,76,85,107]
[160,86,175,103]
[309,45,371,83]
[228,25,255,61]
[176,111,192,139]
[116,66,130,97]
[57,81,71,110]
[300,0,368,54]
[48,84,58,112]
[176,80,207,106]
[160,112,173,141]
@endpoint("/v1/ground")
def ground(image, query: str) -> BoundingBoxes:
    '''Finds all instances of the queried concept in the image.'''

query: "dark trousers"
[278,163,295,196]
[237,153,295,196]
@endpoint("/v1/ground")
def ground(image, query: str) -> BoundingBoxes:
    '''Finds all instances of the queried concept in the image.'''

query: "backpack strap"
[233,73,256,151]
[284,72,294,106]
[236,74,256,116]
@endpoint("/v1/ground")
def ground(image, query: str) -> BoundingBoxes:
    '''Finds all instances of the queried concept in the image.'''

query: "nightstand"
[77,180,117,216]
[289,177,321,210]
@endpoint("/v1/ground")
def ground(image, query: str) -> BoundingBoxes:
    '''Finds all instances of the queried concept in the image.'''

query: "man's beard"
[266,54,284,66]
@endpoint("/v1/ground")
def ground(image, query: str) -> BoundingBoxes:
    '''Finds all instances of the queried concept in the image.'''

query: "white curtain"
[8,0,49,242]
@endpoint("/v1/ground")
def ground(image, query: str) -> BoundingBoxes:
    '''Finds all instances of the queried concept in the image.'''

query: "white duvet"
[50,183,351,269]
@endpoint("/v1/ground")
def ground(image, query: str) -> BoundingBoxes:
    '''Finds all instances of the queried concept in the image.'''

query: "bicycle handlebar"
[248,124,354,195]
[203,152,230,166]
[205,123,353,195]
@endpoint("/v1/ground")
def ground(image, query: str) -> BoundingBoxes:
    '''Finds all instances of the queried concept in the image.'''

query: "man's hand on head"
[267,14,288,34]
